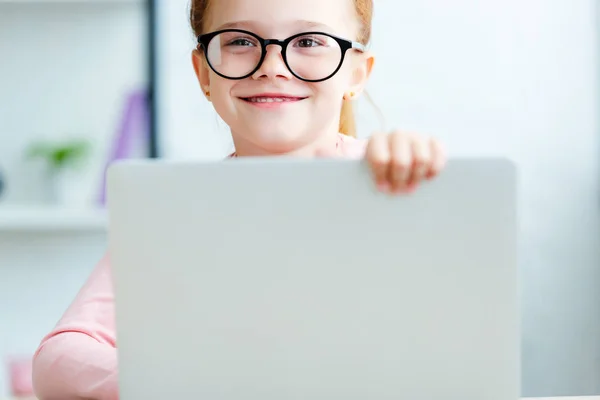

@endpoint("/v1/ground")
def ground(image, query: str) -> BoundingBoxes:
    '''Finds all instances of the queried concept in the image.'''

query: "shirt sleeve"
[32,253,119,400]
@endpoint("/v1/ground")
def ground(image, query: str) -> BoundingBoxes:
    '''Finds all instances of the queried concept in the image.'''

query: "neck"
[230,129,341,158]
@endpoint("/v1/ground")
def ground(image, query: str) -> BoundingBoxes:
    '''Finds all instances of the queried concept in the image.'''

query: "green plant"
[25,138,91,173]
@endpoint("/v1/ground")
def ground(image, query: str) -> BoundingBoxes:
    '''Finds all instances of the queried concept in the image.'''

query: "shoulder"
[337,133,367,160]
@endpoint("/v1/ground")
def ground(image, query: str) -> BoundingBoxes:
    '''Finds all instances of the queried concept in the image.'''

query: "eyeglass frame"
[196,29,367,83]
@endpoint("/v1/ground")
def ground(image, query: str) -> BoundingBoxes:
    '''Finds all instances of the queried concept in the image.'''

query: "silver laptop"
[107,158,519,400]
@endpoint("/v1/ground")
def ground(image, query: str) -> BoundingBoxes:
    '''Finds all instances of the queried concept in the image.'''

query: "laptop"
[107,157,519,400]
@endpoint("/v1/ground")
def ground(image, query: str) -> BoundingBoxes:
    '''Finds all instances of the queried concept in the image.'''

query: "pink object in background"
[7,355,34,397]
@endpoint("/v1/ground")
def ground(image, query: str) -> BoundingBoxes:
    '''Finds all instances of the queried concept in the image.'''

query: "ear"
[192,49,212,100]
[348,52,375,98]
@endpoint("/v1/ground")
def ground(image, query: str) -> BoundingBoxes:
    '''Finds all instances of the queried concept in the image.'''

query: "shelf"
[0,205,107,232]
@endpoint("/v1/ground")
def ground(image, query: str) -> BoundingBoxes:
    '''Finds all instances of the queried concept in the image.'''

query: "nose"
[252,44,292,80]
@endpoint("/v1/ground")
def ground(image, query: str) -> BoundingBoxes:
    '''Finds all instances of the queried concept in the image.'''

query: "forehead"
[205,0,358,37]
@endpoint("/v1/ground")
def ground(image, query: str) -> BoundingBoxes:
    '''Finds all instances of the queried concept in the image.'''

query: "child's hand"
[365,131,446,194]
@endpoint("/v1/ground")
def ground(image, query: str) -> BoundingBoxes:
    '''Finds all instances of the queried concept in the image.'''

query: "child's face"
[192,0,374,154]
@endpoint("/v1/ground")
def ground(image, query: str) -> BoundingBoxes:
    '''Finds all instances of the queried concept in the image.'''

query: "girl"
[31,0,446,398]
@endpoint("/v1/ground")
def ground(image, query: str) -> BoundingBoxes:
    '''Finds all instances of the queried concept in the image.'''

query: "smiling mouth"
[240,96,308,103]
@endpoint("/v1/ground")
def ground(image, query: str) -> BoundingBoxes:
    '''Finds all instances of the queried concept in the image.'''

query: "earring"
[205,90,210,97]
[344,92,355,100]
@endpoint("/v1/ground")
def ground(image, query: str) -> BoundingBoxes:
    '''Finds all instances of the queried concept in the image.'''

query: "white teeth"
[247,97,295,103]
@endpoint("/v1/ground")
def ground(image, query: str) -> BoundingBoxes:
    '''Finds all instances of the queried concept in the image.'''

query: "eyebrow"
[214,20,335,33]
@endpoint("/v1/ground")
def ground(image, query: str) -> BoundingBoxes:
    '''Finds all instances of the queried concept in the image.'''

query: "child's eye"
[227,38,256,47]
[295,37,323,48]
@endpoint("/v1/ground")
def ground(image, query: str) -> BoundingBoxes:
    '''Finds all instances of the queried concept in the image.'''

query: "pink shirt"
[32,134,367,400]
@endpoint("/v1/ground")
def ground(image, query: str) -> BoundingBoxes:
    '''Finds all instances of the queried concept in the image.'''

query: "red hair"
[190,0,373,137]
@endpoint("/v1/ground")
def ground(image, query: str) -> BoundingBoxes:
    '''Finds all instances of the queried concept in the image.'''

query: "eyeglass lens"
[206,31,343,81]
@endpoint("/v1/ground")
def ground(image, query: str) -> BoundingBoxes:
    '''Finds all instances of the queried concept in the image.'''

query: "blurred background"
[0,0,599,398]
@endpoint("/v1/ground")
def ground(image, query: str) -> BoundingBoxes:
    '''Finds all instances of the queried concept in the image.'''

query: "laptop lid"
[108,158,519,400]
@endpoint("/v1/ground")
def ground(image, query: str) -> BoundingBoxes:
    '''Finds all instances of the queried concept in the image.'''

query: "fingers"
[405,135,431,188]
[426,139,446,179]
[365,132,392,191]
[389,133,413,192]
[366,131,446,195]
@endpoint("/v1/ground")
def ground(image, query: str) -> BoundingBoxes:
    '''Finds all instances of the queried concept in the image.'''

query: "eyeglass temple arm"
[352,41,367,52]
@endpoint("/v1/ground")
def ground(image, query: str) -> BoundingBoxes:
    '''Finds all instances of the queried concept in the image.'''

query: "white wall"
[0,232,106,397]
[156,0,600,396]
[0,2,147,204]
[156,0,233,159]
[0,2,146,397]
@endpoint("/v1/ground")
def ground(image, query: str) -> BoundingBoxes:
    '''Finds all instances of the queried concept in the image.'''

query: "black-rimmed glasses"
[197,29,366,83]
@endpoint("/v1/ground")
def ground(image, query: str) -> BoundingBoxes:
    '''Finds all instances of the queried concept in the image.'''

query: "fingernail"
[406,183,418,192]
[377,182,390,193]
[399,184,418,194]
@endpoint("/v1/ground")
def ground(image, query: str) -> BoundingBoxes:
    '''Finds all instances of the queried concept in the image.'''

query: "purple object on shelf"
[97,89,149,206]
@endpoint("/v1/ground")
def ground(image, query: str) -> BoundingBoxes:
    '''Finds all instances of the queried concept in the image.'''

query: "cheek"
[207,79,238,122]
[208,76,234,103]
[310,77,347,102]
[323,61,356,97]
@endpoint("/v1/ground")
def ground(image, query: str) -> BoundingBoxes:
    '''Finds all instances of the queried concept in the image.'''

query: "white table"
[4,397,597,400]
[528,398,600,399]
[4,397,600,400]
[5,396,600,400]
